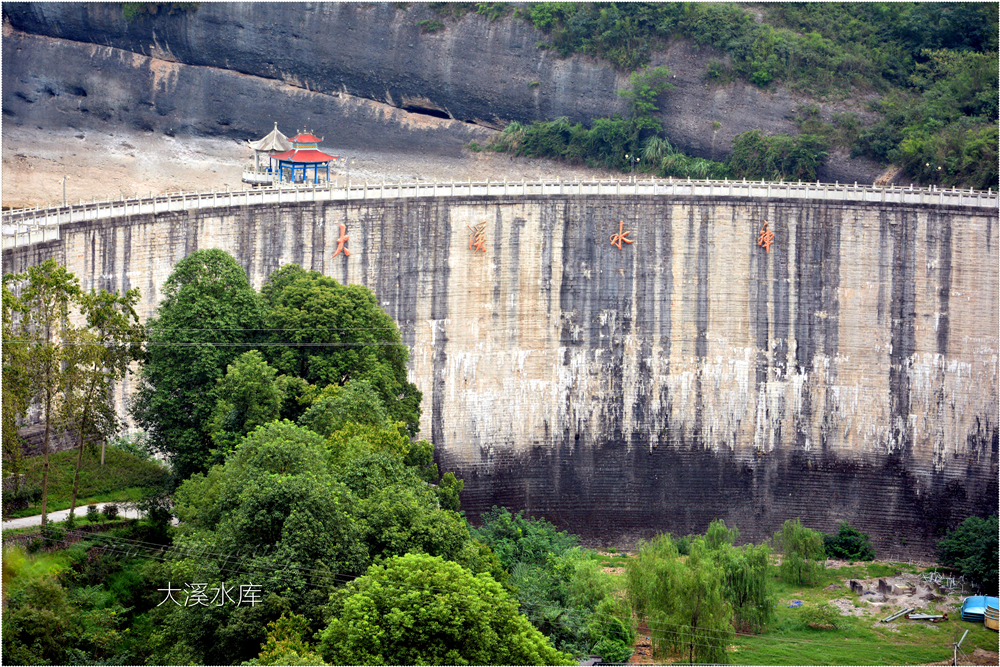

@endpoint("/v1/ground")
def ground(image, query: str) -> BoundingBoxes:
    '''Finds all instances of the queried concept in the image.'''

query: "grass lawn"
[6,446,170,518]
[734,562,998,664]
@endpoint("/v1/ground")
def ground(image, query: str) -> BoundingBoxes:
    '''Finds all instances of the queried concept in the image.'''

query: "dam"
[4,178,998,556]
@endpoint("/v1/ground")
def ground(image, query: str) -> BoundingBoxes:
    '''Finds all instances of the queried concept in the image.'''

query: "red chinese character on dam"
[468,221,487,253]
[757,220,775,254]
[610,220,634,250]
[333,223,351,258]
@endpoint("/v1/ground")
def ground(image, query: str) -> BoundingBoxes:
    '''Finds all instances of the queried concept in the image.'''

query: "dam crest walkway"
[4,177,997,250]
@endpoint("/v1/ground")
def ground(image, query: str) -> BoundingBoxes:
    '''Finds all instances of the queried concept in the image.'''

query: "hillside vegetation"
[461,2,998,189]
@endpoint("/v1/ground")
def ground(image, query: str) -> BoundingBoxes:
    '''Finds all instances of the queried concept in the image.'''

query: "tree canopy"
[774,518,827,585]
[261,265,422,435]
[154,380,480,664]
[318,553,575,666]
[627,535,733,664]
[132,249,265,479]
[936,514,999,595]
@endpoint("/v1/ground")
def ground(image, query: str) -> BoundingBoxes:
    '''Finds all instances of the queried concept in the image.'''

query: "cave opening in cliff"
[402,105,451,120]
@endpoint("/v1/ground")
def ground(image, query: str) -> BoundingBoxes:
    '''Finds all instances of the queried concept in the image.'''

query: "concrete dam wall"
[4,183,998,555]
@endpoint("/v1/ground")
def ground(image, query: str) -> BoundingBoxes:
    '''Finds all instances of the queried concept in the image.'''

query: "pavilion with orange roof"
[269,129,339,184]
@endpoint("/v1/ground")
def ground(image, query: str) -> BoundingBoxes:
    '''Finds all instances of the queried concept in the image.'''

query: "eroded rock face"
[3,2,884,181]
[1,28,491,155]
[4,194,996,555]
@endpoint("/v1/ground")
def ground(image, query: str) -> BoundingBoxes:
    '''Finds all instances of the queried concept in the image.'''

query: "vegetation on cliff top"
[460,2,999,189]
[486,66,833,183]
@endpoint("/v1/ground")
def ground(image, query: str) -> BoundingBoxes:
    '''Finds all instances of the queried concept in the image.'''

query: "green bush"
[86,504,100,522]
[936,515,998,595]
[473,506,579,569]
[726,129,829,182]
[318,554,574,665]
[418,19,445,33]
[108,432,154,462]
[799,603,843,630]
[824,522,876,561]
[3,482,42,513]
[591,637,633,663]
[102,503,119,520]
[40,524,65,549]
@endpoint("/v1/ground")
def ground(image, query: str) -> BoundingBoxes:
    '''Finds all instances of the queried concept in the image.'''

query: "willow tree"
[774,517,826,585]
[627,535,733,664]
[704,519,776,633]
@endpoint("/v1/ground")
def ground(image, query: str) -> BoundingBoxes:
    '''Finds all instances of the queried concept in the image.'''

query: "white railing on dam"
[3,177,997,249]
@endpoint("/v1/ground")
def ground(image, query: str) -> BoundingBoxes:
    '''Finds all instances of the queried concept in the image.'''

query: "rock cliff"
[2,2,884,182]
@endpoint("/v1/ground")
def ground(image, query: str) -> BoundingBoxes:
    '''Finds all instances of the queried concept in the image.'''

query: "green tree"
[358,483,470,563]
[317,553,575,665]
[472,506,580,569]
[13,259,82,524]
[208,350,284,457]
[703,521,775,634]
[618,65,674,133]
[61,287,144,521]
[705,517,740,550]
[823,522,876,561]
[157,421,368,664]
[132,249,264,479]
[936,515,998,595]
[627,535,733,664]
[247,612,327,666]
[297,380,389,438]
[262,265,422,435]
[774,518,826,585]
[2,277,30,508]
[474,508,626,657]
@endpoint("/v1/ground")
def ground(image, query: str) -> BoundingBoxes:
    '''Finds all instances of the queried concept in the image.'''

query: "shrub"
[936,515,998,595]
[592,637,633,663]
[318,554,574,665]
[800,603,843,630]
[418,19,445,33]
[3,483,42,513]
[726,130,829,182]
[86,504,100,522]
[824,522,876,561]
[108,432,154,461]
[40,524,65,549]
[102,503,119,521]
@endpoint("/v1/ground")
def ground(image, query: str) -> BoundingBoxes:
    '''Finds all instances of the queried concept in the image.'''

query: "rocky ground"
[2,124,621,210]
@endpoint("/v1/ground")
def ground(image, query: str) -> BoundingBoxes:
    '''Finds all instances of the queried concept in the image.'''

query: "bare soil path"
[2,125,618,210]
